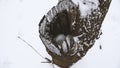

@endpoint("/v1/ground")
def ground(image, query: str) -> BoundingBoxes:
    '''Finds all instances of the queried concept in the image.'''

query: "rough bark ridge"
[39,0,112,67]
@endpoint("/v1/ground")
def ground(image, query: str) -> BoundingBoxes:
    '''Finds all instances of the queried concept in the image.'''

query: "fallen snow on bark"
[54,34,65,44]
[62,41,68,53]
[72,0,99,17]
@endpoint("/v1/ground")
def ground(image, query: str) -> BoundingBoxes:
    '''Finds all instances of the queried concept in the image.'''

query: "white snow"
[77,52,81,57]
[73,37,79,43]
[0,0,120,68]
[72,0,99,17]
[54,34,65,44]
[62,41,68,53]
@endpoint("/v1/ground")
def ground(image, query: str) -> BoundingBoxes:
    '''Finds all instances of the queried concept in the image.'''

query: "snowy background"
[0,0,120,68]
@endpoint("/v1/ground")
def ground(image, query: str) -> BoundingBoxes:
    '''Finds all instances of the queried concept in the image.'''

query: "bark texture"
[39,0,112,67]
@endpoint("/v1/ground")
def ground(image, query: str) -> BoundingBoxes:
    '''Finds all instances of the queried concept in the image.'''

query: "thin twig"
[17,36,55,68]
[17,36,49,60]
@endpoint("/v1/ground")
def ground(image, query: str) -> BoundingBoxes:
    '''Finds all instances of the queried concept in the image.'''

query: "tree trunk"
[39,0,112,67]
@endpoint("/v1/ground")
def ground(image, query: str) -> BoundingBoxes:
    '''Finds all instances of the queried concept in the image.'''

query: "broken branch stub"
[39,0,112,67]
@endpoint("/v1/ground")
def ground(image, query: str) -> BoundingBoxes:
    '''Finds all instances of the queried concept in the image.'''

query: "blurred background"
[0,0,120,68]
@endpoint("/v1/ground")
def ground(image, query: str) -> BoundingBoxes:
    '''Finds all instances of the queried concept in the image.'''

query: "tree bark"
[39,0,112,67]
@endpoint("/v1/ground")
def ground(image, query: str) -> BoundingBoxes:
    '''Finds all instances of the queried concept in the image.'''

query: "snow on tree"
[39,0,112,68]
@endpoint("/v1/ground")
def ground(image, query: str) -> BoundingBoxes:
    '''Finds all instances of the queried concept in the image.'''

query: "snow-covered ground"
[0,0,120,68]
